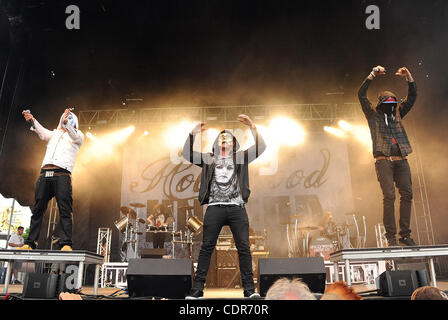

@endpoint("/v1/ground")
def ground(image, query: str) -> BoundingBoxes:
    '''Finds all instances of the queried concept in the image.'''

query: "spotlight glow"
[351,124,372,151]
[268,116,306,146]
[81,125,136,159]
[338,120,353,131]
[324,126,346,138]
[164,121,195,148]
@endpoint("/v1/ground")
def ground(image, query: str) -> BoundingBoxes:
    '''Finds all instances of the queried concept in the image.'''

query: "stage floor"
[2,281,448,299]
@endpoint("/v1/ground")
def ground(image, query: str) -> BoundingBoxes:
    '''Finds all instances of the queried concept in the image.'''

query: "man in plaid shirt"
[358,65,417,247]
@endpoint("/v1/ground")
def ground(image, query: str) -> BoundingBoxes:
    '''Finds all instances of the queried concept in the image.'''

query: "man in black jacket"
[358,65,417,247]
[182,114,266,299]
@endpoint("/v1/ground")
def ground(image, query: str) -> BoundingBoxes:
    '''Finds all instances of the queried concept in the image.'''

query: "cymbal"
[344,212,357,216]
[298,226,319,231]
[120,206,137,219]
[290,214,303,219]
[130,202,146,208]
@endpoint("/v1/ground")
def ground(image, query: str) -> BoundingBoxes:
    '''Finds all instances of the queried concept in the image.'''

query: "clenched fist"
[372,65,386,76]
[22,110,34,123]
[395,67,411,77]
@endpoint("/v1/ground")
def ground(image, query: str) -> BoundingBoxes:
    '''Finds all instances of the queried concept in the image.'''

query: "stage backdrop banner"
[120,127,354,259]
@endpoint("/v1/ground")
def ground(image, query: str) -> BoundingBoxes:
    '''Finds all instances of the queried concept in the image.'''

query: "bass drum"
[309,237,334,260]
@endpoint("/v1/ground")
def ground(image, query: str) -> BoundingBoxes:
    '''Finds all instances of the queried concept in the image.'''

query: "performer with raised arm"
[358,66,417,247]
[20,108,84,251]
[182,114,266,299]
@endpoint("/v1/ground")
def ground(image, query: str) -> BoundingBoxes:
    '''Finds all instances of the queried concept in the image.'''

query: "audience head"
[320,281,362,300]
[411,286,448,300]
[265,278,317,300]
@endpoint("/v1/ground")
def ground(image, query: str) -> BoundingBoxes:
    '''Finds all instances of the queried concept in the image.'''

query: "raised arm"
[61,109,84,146]
[395,67,417,118]
[64,121,84,146]
[22,110,54,141]
[182,122,206,167]
[358,65,385,118]
[236,114,267,164]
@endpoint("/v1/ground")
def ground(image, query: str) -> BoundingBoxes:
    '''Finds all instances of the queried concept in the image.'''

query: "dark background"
[0,0,447,264]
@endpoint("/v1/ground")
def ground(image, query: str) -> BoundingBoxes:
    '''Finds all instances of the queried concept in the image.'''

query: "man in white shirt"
[8,226,25,283]
[19,108,84,251]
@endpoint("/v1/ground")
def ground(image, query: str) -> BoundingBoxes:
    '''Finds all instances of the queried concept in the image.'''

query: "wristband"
[370,71,376,78]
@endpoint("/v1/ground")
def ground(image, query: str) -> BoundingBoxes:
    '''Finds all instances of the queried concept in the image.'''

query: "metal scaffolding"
[97,228,112,263]
[406,116,435,246]
[77,103,363,129]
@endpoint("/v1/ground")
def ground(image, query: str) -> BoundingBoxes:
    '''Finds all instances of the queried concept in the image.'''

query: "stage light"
[338,120,353,131]
[164,121,195,148]
[86,132,92,138]
[351,124,372,151]
[324,126,346,138]
[269,116,306,146]
[144,130,149,136]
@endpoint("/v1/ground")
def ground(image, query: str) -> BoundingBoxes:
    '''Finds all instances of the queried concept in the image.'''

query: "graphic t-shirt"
[208,155,244,206]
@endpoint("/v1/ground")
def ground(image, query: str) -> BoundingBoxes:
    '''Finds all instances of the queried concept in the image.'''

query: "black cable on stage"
[357,289,379,294]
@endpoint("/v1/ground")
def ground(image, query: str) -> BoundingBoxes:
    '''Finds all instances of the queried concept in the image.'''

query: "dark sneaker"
[399,237,416,246]
[243,289,261,299]
[387,238,398,247]
[185,289,204,300]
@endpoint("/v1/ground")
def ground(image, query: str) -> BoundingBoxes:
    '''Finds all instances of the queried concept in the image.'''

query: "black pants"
[26,174,73,249]
[192,204,255,291]
[153,232,165,249]
[375,159,413,240]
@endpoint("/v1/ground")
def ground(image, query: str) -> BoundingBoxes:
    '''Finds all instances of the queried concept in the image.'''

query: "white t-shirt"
[8,233,24,249]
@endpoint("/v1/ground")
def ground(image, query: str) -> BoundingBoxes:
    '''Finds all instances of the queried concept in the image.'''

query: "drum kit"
[114,203,147,259]
[170,205,203,259]
[283,212,367,260]
[115,202,204,260]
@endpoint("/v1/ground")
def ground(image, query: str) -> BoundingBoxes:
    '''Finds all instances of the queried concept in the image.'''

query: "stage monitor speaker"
[126,258,193,298]
[141,248,167,259]
[258,257,326,296]
[378,270,430,297]
[22,273,58,298]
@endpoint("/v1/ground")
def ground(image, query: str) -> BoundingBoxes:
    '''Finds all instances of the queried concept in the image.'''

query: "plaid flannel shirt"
[358,78,417,157]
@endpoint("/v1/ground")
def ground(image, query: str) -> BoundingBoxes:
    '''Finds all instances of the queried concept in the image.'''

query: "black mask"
[378,102,397,117]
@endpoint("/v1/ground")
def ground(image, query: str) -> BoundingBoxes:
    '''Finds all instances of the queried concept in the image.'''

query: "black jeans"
[26,174,73,249]
[375,159,413,240]
[192,205,255,291]
[153,232,165,249]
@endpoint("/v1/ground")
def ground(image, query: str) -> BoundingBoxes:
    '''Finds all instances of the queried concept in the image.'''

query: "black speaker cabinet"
[217,267,242,288]
[126,258,193,298]
[22,273,59,298]
[378,270,430,297]
[258,257,326,296]
[141,248,167,259]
